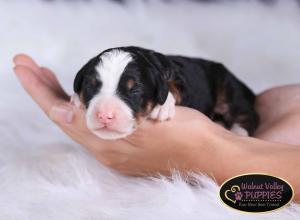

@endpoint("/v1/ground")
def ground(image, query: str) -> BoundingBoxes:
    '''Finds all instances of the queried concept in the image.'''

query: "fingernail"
[50,104,74,124]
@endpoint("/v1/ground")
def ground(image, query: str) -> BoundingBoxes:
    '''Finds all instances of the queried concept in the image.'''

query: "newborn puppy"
[72,46,259,139]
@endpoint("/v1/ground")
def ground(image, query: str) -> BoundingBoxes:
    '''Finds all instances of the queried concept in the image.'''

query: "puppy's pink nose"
[97,112,115,124]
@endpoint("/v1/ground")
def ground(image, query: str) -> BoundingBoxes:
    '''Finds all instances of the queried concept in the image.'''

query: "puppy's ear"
[74,56,99,94]
[130,47,172,104]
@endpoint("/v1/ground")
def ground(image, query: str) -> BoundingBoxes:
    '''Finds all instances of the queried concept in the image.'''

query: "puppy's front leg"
[149,92,176,121]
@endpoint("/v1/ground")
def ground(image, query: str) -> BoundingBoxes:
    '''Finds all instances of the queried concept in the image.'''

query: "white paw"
[230,124,249,136]
[70,94,82,108]
[149,92,176,121]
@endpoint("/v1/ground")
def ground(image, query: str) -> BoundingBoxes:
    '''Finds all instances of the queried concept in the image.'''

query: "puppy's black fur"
[74,46,259,135]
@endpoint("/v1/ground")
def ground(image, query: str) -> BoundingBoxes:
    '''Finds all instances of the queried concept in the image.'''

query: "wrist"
[182,123,239,182]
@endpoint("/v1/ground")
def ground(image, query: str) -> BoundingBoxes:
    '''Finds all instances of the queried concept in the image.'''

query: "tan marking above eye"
[127,79,135,90]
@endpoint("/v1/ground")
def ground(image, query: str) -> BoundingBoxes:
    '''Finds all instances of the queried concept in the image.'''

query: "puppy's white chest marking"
[150,92,176,121]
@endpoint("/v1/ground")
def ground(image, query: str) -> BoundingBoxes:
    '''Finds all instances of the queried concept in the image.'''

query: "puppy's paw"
[150,92,176,121]
[70,94,82,108]
[230,124,249,136]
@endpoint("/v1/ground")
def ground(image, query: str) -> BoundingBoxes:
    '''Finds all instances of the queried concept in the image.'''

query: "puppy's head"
[74,47,171,139]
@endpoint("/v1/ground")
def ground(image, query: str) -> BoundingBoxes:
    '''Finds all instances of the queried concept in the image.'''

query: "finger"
[42,98,103,148]
[48,97,141,156]
[13,54,59,88]
[49,103,98,141]
[13,54,41,75]
[49,102,74,124]
[14,65,69,114]
[40,67,69,99]
[40,67,61,85]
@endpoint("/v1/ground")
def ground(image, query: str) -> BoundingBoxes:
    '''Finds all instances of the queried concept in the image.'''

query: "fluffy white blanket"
[0,0,299,219]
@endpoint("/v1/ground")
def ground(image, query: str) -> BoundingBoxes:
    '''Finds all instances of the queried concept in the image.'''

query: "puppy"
[72,46,259,139]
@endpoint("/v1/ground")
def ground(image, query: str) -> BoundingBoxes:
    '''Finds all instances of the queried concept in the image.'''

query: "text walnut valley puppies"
[71,46,259,140]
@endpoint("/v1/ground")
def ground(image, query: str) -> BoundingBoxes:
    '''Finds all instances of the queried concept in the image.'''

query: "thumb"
[49,102,74,124]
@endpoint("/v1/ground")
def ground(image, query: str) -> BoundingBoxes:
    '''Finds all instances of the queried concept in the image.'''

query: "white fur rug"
[1,0,300,219]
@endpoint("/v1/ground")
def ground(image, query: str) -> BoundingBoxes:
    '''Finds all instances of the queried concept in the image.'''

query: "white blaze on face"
[86,49,136,140]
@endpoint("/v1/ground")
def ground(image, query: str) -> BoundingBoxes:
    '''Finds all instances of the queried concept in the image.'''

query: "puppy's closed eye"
[90,78,98,86]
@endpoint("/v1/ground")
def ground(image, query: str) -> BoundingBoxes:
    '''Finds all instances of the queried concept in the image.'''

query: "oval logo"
[219,173,294,213]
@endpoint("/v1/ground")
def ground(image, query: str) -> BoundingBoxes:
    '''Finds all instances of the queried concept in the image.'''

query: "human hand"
[13,53,300,199]
[13,54,226,176]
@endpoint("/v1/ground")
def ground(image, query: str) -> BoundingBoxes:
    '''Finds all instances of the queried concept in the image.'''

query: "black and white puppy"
[72,46,259,139]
